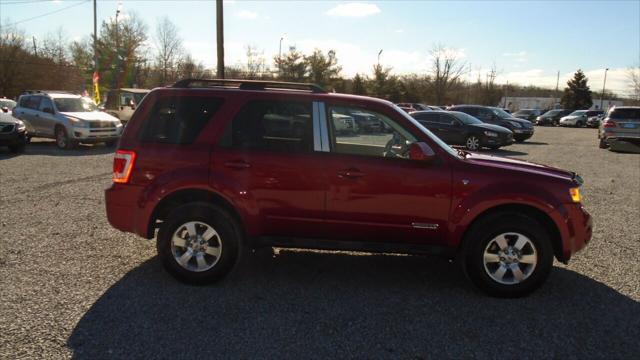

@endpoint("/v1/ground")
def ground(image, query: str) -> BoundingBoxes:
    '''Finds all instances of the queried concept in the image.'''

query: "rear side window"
[414,113,438,123]
[139,96,224,144]
[609,108,640,120]
[24,96,42,110]
[219,100,313,153]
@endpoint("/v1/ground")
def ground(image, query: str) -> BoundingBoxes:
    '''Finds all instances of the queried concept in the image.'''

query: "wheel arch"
[457,203,563,262]
[147,188,247,243]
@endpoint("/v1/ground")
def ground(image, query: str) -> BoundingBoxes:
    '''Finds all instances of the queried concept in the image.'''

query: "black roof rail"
[171,78,327,93]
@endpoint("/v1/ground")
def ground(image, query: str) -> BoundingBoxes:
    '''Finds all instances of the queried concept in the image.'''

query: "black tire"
[463,213,553,298]
[25,135,32,144]
[552,119,559,126]
[157,203,244,285]
[488,145,501,150]
[598,138,608,149]
[515,138,525,143]
[105,139,118,147]
[576,121,584,128]
[55,126,76,149]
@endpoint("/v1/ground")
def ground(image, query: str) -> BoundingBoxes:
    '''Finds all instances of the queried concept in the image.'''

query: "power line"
[2,0,90,27]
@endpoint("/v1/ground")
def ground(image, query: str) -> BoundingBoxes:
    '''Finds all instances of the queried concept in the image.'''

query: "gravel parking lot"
[1,126,639,359]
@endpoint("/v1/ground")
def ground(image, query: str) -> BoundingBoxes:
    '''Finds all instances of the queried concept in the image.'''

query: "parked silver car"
[13,91,123,149]
[560,110,604,127]
[598,106,640,152]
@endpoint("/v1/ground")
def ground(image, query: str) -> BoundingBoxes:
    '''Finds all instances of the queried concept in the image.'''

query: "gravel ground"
[1,127,639,359]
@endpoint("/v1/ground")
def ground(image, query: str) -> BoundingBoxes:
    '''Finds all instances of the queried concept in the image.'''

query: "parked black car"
[0,112,27,153]
[513,109,542,122]
[448,105,534,142]
[536,109,573,126]
[411,110,514,150]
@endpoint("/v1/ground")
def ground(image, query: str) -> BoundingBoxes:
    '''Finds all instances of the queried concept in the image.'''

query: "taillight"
[113,150,136,184]
[603,120,617,128]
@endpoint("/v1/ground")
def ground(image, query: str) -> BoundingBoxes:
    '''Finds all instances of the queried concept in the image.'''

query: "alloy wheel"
[170,221,222,272]
[56,128,67,148]
[466,136,480,151]
[482,232,538,285]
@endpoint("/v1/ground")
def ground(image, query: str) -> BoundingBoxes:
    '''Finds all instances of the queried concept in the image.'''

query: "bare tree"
[244,45,268,79]
[154,16,184,85]
[39,27,68,64]
[430,44,467,105]
[628,64,640,101]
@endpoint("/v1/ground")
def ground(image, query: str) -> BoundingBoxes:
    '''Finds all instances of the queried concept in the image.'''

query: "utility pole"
[216,0,224,79]
[377,49,383,66]
[93,0,100,104]
[555,70,560,107]
[600,68,609,110]
[503,80,508,108]
[113,2,122,89]
[32,36,37,56]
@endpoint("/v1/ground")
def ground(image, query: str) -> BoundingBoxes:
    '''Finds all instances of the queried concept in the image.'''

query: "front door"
[211,97,328,239]
[321,103,452,245]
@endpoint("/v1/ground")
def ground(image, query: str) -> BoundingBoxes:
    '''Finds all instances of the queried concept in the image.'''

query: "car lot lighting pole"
[600,68,609,110]
[377,49,383,66]
[216,0,225,79]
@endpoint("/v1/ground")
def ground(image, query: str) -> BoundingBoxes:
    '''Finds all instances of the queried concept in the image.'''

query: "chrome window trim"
[312,101,322,152]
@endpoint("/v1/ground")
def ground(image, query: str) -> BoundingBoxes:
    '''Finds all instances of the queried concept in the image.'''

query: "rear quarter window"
[139,96,224,144]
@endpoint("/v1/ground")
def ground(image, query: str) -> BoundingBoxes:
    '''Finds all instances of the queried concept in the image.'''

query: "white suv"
[13,91,123,149]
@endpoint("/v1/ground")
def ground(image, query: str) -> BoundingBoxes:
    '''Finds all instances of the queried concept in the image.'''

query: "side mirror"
[409,142,436,162]
[42,107,53,114]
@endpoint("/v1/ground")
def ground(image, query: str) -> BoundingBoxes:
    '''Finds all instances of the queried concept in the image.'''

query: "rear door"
[439,113,465,144]
[23,96,42,135]
[211,96,328,238]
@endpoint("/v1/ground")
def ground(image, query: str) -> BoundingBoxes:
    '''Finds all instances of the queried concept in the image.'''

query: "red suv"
[105,79,592,297]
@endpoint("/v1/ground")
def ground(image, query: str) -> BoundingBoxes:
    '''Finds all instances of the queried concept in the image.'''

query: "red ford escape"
[105,79,592,297]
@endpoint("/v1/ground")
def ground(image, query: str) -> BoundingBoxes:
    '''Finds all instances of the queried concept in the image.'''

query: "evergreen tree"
[561,69,593,110]
[304,49,341,88]
[352,73,367,95]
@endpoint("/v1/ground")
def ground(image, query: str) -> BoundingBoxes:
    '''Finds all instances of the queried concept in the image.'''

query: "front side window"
[140,96,224,144]
[328,105,417,159]
[39,98,53,112]
[220,100,313,153]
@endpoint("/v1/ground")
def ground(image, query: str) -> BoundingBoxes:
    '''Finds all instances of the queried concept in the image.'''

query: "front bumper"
[481,133,514,147]
[559,118,578,126]
[512,128,534,140]
[0,129,27,146]
[555,204,592,262]
[72,125,123,142]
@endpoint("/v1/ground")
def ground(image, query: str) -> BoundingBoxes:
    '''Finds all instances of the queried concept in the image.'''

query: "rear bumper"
[105,183,150,238]
[554,204,593,262]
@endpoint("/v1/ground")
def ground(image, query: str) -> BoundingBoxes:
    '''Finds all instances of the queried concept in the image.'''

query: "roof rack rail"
[171,78,327,93]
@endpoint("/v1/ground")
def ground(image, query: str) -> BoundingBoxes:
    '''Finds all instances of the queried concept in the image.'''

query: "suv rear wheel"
[157,203,242,284]
[464,213,553,298]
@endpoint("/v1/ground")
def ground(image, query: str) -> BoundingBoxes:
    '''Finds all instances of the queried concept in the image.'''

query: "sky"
[1,0,639,95]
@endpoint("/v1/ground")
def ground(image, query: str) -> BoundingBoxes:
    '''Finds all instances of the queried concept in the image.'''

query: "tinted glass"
[413,112,438,122]
[569,110,587,116]
[221,100,313,152]
[491,108,512,119]
[140,96,224,144]
[39,97,53,111]
[26,96,42,110]
[329,105,417,159]
[451,111,482,125]
[609,108,640,120]
[476,108,493,121]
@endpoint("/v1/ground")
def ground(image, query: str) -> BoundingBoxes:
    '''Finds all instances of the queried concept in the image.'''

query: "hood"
[468,123,512,133]
[503,117,531,124]
[61,111,119,122]
[464,152,574,182]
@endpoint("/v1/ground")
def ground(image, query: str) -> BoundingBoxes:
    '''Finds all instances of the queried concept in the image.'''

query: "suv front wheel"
[464,213,553,298]
[157,203,242,284]
[55,126,77,149]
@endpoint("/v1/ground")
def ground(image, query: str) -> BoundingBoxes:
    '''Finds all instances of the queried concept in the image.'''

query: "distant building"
[499,96,623,112]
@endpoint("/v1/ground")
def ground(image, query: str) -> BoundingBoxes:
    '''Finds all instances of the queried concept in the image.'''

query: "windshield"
[54,97,98,112]
[394,105,461,158]
[0,99,16,110]
[569,110,587,116]
[491,108,512,119]
[451,111,483,125]
[543,110,561,116]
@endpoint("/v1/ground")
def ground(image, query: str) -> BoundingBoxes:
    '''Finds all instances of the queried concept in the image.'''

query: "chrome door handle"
[337,168,364,179]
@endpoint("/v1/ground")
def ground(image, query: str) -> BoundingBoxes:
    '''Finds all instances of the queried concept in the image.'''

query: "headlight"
[569,187,581,203]
[536,116,542,121]
[68,117,88,128]
[508,121,522,128]
[484,130,498,137]
[15,120,26,132]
